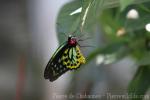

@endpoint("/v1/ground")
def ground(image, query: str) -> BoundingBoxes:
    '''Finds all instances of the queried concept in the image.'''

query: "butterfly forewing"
[44,43,69,81]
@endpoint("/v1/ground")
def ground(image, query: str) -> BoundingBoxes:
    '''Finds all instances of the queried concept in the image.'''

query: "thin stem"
[80,1,93,33]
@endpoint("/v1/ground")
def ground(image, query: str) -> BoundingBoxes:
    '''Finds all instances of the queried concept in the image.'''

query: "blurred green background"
[0,0,150,100]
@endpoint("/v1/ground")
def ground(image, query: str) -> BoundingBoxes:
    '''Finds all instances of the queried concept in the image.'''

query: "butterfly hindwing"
[62,46,85,69]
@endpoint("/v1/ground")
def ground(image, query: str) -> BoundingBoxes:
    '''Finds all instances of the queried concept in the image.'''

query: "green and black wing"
[44,43,69,82]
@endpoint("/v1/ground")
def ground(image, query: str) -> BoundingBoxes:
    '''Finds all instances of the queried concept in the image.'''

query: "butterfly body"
[44,35,85,82]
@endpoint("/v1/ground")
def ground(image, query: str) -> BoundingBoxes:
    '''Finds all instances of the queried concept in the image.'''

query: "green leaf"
[57,0,82,43]
[128,65,150,100]
[120,0,134,11]
[138,54,150,66]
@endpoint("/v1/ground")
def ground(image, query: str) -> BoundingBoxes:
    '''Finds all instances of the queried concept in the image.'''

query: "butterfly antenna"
[78,43,95,48]
[78,36,93,42]
[80,45,95,48]
[69,26,80,36]
[77,31,91,40]
[60,32,68,39]
[57,22,68,38]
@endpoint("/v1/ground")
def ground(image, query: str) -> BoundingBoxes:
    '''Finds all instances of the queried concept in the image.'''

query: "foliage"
[56,0,150,99]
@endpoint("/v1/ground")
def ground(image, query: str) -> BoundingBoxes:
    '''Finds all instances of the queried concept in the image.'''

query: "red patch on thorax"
[68,38,77,46]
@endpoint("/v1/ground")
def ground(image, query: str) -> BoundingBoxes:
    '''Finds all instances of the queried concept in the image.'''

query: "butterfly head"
[68,35,77,46]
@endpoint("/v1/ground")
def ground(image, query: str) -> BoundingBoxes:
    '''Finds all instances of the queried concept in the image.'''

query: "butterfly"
[44,35,86,82]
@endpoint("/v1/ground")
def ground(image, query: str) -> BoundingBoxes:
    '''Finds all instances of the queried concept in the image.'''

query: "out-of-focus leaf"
[128,37,146,59]
[86,41,128,63]
[119,0,134,11]
[128,65,150,100]
[126,15,150,31]
[137,53,150,66]
[103,0,150,9]
[139,4,150,13]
